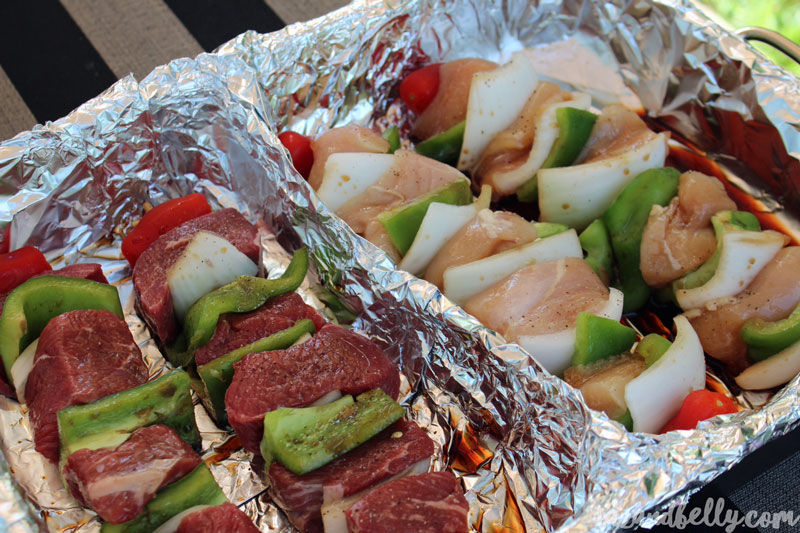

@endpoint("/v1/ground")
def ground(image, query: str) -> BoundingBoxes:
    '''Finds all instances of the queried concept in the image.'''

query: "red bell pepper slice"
[0,225,9,254]
[399,63,441,115]
[278,131,314,179]
[0,246,52,293]
[660,390,738,432]
[122,193,212,267]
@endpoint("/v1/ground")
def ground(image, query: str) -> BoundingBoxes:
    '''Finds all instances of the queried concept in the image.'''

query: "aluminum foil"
[0,0,799,532]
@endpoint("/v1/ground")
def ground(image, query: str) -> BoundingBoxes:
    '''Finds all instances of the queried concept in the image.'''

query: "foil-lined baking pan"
[1,0,799,531]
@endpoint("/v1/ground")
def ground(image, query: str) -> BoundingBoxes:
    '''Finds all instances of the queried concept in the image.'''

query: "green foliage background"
[700,0,800,77]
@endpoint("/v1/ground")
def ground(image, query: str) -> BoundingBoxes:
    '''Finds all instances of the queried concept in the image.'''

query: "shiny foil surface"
[0,0,799,532]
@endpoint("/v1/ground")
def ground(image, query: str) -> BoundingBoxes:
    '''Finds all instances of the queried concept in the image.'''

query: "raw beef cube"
[0,262,109,398]
[346,471,469,533]
[225,324,400,455]
[26,309,148,462]
[176,503,260,533]
[133,208,259,345]
[269,419,434,533]
[195,292,326,366]
[63,424,201,524]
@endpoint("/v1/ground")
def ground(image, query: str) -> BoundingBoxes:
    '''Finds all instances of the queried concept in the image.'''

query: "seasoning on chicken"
[307,125,390,190]
[472,81,574,197]
[424,209,537,288]
[640,171,736,288]
[689,247,800,374]
[411,58,497,141]
[463,257,609,342]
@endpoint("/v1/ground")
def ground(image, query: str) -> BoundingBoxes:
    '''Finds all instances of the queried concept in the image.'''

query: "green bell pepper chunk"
[602,167,681,313]
[58,369,200,464]
[634,333,672,368]
[541,107,598,169]
[198,319,317,423]
[414,120,465,166]
[382,126,401,154]
[516,177,539,203]
[0,276,123,383]
[168,248,309,367]
[314,287,358,324]
[377,179,472,256]
[673,210,760,293]
[100,463,226,533]
[579,219,613,286]
[572,312,637,367]
[615,409,633,431]
[517,107,598,203]
[261,388,404,475]
[741,300,800,362]
[533,222,569,239]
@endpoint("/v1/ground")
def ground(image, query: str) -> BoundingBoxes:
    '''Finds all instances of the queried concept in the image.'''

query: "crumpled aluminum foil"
[0,0,799,532]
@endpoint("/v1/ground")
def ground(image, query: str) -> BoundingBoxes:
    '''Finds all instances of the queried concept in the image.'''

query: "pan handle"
[736,27,800,66]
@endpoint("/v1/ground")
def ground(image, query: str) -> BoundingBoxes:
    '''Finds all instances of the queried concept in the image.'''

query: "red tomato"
[121,193,212,267]
[278,131,314,179]
[399,63,441,115]
[0,246,52,293]
[0,225,9,254]
[661,390,739,432]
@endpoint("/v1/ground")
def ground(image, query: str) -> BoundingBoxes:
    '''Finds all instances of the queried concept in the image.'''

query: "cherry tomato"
[0,225,9,254]
[399,63,441,115]
[0,246,52,293]
[278,131,314,179]
[122,193,212,267]
[661,390,738,432]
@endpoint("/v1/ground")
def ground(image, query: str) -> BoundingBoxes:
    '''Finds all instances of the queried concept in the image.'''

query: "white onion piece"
[624,315,705,433]
[518,330,576,377]
[457,52,539,171]
[315,153,395,212]
[291,332,314,347]
[538,133,668,230]
[598,287,625,322]
[491,92,592,196]
[442,229,582,305]
[517,287,624,376]
[11,338,38,402]
[167,231,258,320]
[735,340,800,390]
[676,230,787,311]
[321,457,430,533]
[152,505,212,533]
[310,390,343,407]
[398,185,492,275]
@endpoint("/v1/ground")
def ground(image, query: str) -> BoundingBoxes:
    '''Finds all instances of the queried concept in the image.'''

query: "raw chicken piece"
[577,104,658,164]
[689,247,800,374]
[523,39,642,110]
[564,354,645,419]
[336,149,467,235]
[424,209,538,288]
[538,104,668,229]
[411,58,497,140]
[363,219,402,263]
[307,125,389,190]
[464,257,608,341]
[473,81,572,195]
[640,171,736,287]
